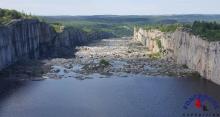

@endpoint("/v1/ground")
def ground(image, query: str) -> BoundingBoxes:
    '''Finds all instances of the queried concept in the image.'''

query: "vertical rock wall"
[134,27,220,85]
[0,19,55,70]
[0,19,89,70]
[0,26,13,70]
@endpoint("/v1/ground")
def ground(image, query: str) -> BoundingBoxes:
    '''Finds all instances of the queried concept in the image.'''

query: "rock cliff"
[134,27,220,85]
[0,19,89,70]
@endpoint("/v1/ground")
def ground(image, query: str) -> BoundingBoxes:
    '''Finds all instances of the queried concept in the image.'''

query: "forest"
[191,21,220,41]
[1,8,220,41]
[42,15,220,38]
[140,21,220,41]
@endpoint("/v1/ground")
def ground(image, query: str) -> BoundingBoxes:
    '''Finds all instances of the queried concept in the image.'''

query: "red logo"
[195,98,201,109]
[195,98,208,111]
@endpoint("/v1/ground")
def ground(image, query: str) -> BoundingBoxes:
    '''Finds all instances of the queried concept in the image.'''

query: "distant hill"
[41,15,220,24]
[40,15,220,37]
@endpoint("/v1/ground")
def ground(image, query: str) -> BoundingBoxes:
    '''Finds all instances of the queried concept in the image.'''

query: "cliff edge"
[134,27,220,85]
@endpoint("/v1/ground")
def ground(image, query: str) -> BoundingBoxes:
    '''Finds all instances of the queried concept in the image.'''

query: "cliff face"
[52,28,88,57]
[0,19,89,70]
[58,28,88,47]
[0,19,54,70]
[134,27,220,85]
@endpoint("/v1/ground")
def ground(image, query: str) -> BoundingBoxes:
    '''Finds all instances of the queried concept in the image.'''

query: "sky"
[0,0,219,16]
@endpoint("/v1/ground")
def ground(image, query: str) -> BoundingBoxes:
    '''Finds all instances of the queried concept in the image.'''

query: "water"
[0,76,220,117]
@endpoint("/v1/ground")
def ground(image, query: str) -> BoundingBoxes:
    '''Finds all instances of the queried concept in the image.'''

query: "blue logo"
[182,94,220,117]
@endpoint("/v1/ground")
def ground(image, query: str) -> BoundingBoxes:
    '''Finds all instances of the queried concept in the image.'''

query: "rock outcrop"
[43,27,88,58]
[134,27,220,85]
[0,19,89,70]
[0,19,52,70]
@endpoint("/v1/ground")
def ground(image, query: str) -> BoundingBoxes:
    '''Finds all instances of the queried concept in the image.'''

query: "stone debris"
[0,37,196,80]
[44,37,194,79]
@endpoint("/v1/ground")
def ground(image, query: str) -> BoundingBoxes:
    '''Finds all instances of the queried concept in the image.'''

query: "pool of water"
[0,76,220,117]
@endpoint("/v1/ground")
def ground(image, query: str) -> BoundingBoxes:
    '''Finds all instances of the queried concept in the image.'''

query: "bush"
[50,22,64,32]
[0,8,34,25]
[156,38,162,49]
[99,59,110,66]
[148,52,161,59]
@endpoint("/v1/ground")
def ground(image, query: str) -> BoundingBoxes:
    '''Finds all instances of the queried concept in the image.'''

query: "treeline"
[141,24,180,33]
[0,8,34,25]
[46,20,133,38]
[140,21,220,41]
[78,24,132,38]
[191,21,220,41]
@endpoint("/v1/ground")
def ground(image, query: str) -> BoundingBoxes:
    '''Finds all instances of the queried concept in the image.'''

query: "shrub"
[50,22,64,32]
[99,59,110,66]
[148,52,161,59]
[0,8,34,25]
[156,38,162,49]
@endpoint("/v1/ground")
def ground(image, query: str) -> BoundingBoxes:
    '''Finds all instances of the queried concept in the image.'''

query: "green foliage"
[140,21,220,41]
[41,16,151,38]
[155,38,164,53]
[191,21,220,41]
[148,52,161,59]
[41,15,220,40]
[58,21,132,38]
[99,59,110,66]
[159,24,179,32]
[156,38,162,49]
[50,22,64,33]
[0,8,35,25]
[141,24,180,33]
[54,21,131,38]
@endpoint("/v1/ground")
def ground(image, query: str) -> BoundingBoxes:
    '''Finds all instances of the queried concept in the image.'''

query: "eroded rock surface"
[134,28,220,85]
[42,37,193,80]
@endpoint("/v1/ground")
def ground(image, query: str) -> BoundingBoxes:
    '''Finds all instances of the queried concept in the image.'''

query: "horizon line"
[39,14,220,17]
